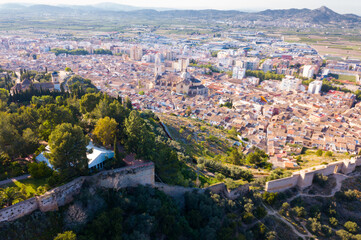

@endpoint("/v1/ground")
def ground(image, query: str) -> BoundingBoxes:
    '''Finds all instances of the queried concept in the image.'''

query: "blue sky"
[1,0,360,14]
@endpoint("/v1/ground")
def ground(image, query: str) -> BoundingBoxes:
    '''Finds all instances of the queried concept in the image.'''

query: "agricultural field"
[284,34,361,60]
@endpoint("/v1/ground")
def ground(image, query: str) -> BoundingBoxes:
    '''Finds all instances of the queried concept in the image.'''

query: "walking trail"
[263,172,355,240]
[0,174,30,187]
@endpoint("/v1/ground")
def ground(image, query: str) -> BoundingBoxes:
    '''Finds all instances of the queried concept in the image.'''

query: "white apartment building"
[262,59,273,73]
[279,76,301,91]
[235,58,260,70]
[232,67,246,79]
[173,58,189,72]
[308,80,323,94]
[303,65,315,78]
[130,46,144,61]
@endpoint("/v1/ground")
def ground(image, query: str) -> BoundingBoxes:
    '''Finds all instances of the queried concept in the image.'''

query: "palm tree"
[0,187,25,207]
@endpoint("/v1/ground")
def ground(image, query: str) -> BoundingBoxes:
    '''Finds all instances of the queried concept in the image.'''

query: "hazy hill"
[0,3,360,26]
[258,6,361,24]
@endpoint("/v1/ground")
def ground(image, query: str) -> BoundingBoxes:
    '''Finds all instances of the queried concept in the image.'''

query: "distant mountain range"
[0,3,360,26]
[0,2,172,12]
[257,6,361,24]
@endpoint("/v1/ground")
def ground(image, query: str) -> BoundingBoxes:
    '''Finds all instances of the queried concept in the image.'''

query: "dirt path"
[287,173,349,202]
[0,174,30,187]
[262,172,354,239]
[262,203,313,240]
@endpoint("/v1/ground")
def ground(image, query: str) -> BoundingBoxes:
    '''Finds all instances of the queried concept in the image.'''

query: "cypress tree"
[114,136,124,167]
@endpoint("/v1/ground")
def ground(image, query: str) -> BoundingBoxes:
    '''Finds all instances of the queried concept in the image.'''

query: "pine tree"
[114,136,119,160]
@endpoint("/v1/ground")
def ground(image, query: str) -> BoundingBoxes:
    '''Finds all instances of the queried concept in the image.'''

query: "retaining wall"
[265,156,361,192]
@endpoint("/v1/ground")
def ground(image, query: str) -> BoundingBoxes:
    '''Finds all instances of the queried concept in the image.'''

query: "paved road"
[0,174,30,187]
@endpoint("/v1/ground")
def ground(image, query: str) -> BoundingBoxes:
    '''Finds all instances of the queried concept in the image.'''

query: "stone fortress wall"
[265,156,361,192]
[0,161,249,223]
[155,182,249,200]
[0,163,155,223]
[2,156,359,223]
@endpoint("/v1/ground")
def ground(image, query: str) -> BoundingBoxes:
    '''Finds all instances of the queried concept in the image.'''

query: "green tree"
[228,147,244,165]
[0,187,25,207]
[228,127,237,136]
[185,106,192,116]
[93,117,117,146]
[54,231,77,240]
[321,225,333,237]
[316,149,323,156]
[211,51,219,57]
[37,104,75,140]
[80,208,123,240]
[266,231,277,240]
[113,136,125,166]
[80,93,101,114]
[65,67,72,72]
[246,149,268,167]
[28,162,53,179]
[280,202,290,216]
[31,95,54,106]
[313,173,328,187]
[0,113,22,158]
[93,49,113,55]
[21,128,39,157]
[262,192,277,205]
[124,111,154,159]
[47,123,89,177]
[93,97,111,119]
[325,151,333,157]
[293,206,306,218]
[0,88,9,102]
[308,218,322,233]
[344,221,359,233]
[125,97,132,110]
[329,217,338,227]
[336,230,353,240]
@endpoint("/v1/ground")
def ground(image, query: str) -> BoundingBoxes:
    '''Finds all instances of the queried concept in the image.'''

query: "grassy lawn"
[17,178,47,189]
[0,177,49,205]
[337,74,357,82]
[330,73,357,82]
[297,149,351,170]
[4,177,47,189]
[3,177,48,200]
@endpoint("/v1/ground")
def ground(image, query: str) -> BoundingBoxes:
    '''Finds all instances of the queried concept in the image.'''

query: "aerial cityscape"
[0,1,361,240]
